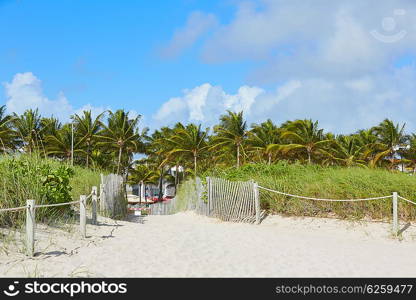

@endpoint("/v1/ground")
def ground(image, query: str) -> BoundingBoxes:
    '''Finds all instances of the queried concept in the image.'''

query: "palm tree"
[274,119,331,164]
[0,105,17,152]
[165,123,209,176]
[41,117,62,136]
[168,123,186,187]
[402,134,416,173]
[247,119,281,164]
[323,135,366,167]
[98,110,142,175]
[212,111,247,168]
[371,119,408,168]
[153,166,175,200]
[73,110,105,168]
[146,127,175,200]
[128,163,158,202]
[89,148,113,171]
[45,124,82,161]
[13,109,43,154]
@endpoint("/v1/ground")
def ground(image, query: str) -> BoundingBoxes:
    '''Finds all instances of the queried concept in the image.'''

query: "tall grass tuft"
[174,179,198,213]
[205,161,416,221]
[0,154,100,229]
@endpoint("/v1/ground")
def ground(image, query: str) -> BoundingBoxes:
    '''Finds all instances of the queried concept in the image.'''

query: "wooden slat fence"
[208,177,259,223]
[149,198,177,215]
[148,177,262,224]
[100,173,127,219]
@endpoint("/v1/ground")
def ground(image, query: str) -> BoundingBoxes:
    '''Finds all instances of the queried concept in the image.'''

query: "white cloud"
[160,11,218,58]
[224,85,264,114]
[153,83,264,127]
[4,72,73,119]
[184,83,212,121]
[154,65,416,134]
[159,1,416,82]
[155,1,416,133]
[154,97,188,122]
[3,72,105,120]
[75,104,110,119]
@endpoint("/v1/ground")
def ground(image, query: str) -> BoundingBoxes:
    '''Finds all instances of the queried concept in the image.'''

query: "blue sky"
[2,0,416,133]
[0,1,243,116]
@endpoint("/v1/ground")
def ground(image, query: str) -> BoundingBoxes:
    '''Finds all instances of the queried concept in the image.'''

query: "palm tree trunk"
[268,153,272,165]
[139,180,143,204]
[194,152,197,176]
[307,149,311,164]
[0,137,5,153]
[158,170,163,201]
[116,146,123,175]
[86,143,90,168]
[236,145,240,168]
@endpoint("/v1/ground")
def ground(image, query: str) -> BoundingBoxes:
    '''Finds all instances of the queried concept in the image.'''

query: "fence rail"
[258,186,416,236]
[0,205,28,213]
[169,177,416,234]
[34,199,81,208]
[257,186,392,202]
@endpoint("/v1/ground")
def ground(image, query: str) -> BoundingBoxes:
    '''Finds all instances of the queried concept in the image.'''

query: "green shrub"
[0,154,100,227]
[41,165,74,204]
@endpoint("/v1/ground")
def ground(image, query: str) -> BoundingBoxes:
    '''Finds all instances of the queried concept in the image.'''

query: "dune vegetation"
[1,104,416,222]
[205,162,416,221]
[0,154,100,228]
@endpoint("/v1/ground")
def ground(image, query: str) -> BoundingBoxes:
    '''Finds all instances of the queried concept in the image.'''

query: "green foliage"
[174,179,198,213]
[0,154,100,227]
[40,165,74,204]
[2,104,416,224]
[69,164,101,202]
[205,162,416,221]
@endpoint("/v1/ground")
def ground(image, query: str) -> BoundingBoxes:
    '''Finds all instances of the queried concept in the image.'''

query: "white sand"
[1,212,416,277]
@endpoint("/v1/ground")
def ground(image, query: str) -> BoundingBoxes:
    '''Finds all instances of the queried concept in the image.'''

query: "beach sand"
[1,211,416,277]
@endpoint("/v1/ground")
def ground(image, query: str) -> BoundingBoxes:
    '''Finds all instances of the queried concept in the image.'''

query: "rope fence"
[257,185,416,236]
[0,184,101,257]
[0,205,29,213]
[34,200,81,209]
[257,186,392,202]
[398,195,416,206]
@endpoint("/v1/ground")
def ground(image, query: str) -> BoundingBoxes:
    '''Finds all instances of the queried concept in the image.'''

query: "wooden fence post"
[253,182,261,225]
[26,199,35,257]
[196,177,202,212]
[99,183,105,213]
[99,173,105,212]
[392,192,398,236]
[140,180,145,203]
[80,195,86,238]
[206,177,211,216]
[92,186,98,225]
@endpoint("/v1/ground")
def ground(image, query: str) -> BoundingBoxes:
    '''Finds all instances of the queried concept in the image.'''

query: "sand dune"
[1,212,416,277]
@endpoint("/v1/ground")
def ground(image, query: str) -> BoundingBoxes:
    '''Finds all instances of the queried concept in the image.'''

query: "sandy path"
[1,212,416,277]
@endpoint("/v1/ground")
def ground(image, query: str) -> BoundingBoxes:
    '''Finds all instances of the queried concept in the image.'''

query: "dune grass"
[0,154,101,229]
[204,162,416,221]
[174,179,198,213]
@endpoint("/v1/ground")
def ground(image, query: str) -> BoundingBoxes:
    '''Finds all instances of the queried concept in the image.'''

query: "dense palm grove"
[0,105,414,189]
